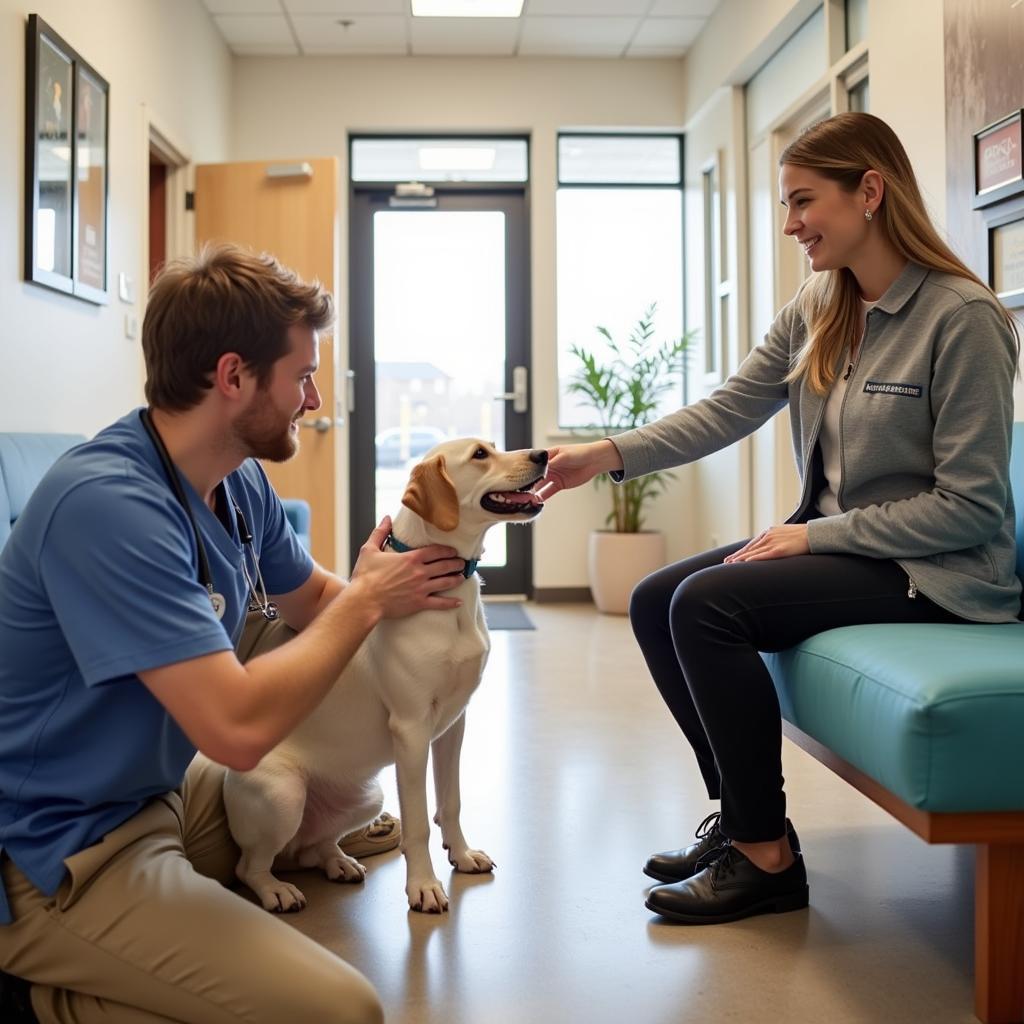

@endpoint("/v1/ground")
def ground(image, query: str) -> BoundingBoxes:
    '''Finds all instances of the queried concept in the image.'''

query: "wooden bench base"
[783,721,1024,1024]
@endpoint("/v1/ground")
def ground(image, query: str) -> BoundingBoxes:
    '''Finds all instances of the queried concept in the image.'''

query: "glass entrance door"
[349,189,531,594]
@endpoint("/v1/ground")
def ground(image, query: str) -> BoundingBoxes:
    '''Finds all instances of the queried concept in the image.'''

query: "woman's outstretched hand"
[534,440,625,502]
[723,524,810,562]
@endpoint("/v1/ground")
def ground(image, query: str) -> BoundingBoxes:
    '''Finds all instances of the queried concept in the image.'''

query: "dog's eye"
[472,447,489,460]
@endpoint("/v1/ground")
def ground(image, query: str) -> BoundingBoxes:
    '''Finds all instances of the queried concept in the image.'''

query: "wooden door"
[194,158,338,569]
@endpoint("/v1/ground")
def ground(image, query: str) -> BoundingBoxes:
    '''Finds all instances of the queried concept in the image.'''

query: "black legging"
[629,541,964,843]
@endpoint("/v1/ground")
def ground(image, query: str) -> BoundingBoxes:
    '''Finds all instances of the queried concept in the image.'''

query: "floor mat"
[483,602,535,630]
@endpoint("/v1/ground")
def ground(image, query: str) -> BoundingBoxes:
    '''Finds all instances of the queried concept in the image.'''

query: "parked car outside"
[374,426,448,468]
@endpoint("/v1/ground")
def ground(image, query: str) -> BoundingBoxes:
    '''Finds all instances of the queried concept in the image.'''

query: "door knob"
[300,416,334,433]
[494,365,528,414]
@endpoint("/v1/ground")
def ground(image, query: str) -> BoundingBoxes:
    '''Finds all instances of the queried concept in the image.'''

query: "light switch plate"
[118,272,135,304]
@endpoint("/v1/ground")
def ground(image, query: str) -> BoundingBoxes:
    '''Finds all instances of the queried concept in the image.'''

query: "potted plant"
[566,304,692,613]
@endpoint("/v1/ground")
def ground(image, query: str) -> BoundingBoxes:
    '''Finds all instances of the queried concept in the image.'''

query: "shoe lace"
[694,811,722,842]
[694,840,740,884]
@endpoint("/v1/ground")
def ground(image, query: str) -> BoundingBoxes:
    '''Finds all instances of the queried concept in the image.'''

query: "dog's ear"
[401,455,460,531]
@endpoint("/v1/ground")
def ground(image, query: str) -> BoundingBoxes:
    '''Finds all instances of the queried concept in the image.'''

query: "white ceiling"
[201,0,721,58]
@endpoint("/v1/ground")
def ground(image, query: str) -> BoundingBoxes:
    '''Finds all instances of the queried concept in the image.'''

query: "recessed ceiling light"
[411,0,524,16]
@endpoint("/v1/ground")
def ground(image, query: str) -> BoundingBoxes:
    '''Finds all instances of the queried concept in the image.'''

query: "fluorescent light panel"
[411,0,524,16]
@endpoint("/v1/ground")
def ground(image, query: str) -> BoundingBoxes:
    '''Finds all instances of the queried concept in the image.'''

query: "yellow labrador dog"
[224,439,546,914]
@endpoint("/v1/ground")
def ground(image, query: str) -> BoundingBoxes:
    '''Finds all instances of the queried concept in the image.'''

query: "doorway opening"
[348,136,532,595]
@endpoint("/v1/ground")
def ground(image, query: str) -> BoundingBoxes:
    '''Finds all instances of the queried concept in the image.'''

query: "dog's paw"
[322,851,367,884]
[447,847,496,874]
[258,881,307,913]
[407,878,449,914]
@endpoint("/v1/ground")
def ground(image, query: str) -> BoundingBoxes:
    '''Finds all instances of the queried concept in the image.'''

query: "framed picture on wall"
[972,110,1024,210]
[24,14,109,304]
[986,200,1024,311]
[72,60,109,302]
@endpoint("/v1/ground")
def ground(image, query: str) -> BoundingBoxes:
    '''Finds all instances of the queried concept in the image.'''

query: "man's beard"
[234,392,300,462]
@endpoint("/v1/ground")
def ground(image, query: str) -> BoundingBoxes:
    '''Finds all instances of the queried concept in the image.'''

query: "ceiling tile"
[518,15,636,55]
[203,0,283,13]
[291,13,408,53]
[213,14,295,45]
[411,18,519,55]
[231,44,303,54]
[525,0,649,13]
[283,0,406,13]
[632,16,703,47]
[626,45,688,57]
[648,0,719,15]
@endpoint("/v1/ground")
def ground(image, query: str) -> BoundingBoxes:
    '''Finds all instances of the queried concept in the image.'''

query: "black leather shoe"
[644,813,802,884]
[645,843,809,924]
[0,970,38,1023]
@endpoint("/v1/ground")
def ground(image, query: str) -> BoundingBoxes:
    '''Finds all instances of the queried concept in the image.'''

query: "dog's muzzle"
[480,451,547,518]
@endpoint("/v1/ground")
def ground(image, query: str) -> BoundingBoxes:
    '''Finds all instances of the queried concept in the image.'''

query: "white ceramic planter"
[587,530,667,615]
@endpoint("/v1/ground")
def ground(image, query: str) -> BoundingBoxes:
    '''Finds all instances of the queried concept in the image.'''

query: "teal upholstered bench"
[763,422,1024,1024]
[0,433,87,546]
[1,431,312,551]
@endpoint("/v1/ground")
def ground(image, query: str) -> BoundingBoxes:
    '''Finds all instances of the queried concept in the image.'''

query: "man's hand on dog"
[350,516,465,618]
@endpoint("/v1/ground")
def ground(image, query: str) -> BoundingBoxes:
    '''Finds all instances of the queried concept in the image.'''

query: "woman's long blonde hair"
[780,112,1019,394]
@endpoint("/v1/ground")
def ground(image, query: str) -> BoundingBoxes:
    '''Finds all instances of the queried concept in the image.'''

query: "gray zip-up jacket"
[610,261,1021,622]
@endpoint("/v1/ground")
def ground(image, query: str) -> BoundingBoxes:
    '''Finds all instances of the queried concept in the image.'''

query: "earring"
[865,208,873,221]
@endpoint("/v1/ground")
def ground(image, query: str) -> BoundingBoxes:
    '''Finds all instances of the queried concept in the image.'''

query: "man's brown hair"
[142,243,335,411]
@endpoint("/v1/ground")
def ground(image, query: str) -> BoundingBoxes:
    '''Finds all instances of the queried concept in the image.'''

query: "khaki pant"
[0,615,384,1024]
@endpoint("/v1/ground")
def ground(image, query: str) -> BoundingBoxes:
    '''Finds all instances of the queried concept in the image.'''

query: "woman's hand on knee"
[723,524,810,562]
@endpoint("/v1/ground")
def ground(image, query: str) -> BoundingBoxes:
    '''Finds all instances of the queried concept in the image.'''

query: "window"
[848,75,869,112]
[702,156,726,383]
[556,134,685,428]
[845,0,868,51]
[350,137,528,183]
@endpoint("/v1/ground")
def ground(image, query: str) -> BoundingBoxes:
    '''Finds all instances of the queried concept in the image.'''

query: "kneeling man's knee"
[260,959,383,1024]
[316,968,383,1024]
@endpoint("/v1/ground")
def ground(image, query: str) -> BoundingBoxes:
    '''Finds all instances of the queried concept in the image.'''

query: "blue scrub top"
[0,409,314,921]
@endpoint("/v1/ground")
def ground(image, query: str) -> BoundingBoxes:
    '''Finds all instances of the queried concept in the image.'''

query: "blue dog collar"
[387,533,478,578]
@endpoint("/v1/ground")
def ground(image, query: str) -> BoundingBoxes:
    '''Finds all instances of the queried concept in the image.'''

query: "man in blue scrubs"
[0,244,466,1024]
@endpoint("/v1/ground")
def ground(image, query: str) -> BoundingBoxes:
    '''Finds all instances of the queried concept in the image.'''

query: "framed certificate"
[25,15,109,304]
[973,110,1024,210]
[986,198,1024,310]
[990,215,1024,309]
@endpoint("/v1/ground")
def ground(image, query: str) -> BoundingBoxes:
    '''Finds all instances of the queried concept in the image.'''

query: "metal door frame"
[348,179,533,595]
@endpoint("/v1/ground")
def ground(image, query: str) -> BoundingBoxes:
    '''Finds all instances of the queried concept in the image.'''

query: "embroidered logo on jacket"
[863,380,923,398]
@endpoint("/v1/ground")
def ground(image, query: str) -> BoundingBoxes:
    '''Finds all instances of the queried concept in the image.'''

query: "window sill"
[545,428,607,443]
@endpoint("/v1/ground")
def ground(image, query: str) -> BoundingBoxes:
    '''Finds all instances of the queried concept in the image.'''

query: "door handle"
[300,416,337,434]
[495,365,528,414]
[346,369,356,414]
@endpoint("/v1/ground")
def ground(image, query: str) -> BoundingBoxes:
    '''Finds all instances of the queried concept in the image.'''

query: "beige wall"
[683,0,820,124]
[0,0,231,436]
[869,0,947,233]
[229,56,688,585]
[685,0,947,225]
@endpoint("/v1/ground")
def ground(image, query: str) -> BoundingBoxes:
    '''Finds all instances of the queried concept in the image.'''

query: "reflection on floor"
[276,604,977,1024]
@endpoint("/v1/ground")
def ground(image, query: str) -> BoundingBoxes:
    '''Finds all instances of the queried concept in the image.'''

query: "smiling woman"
[779,113,1019,394]
[540,111,1022,928]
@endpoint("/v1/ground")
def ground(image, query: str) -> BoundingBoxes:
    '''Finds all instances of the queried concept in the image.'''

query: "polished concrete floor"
[276,603,977,1024]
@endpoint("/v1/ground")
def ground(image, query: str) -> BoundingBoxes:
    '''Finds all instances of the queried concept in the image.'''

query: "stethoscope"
[140,409,279,622]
